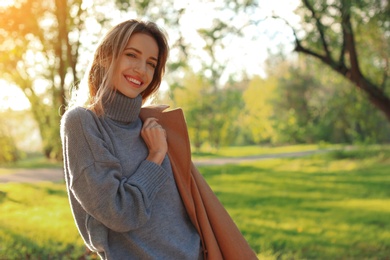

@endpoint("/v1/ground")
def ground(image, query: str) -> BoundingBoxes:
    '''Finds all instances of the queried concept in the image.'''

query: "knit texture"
[61,92,202,260]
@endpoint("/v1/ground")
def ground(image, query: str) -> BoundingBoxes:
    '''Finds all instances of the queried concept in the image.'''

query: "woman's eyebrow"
[125,47,158,61]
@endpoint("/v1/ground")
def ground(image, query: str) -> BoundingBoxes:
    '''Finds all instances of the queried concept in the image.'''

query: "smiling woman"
[0,80,30,111]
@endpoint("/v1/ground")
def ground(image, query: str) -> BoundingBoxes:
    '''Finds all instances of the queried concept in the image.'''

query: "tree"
[267,54,390,144]
[284,0,390,121]
[170,71,210,150]
[0,0,86,159]
[192,0,258,148]
[0,125,20,164]
[170,70,247,150]
[242,76,278,144]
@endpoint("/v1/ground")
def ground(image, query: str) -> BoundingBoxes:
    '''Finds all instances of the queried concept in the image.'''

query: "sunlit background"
[0,0,299,111]
[1,1,390,259]
[0,0,389,159]
[0,0,303,156]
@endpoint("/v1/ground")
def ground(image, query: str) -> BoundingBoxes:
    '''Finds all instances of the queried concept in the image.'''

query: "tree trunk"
[296,43,390,122]
[293,0,390,122]
[348,74,390,122]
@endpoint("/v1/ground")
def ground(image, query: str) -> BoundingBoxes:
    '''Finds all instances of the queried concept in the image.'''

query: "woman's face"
[113,33,159,98]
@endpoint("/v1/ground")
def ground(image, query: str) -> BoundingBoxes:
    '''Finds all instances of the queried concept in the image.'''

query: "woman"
[61,19,257,260]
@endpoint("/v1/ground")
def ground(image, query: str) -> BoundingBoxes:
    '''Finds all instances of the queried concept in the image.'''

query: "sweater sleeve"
[61,107,169,232]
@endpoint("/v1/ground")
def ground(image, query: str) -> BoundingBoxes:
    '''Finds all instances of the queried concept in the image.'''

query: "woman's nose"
[134,60,146,74]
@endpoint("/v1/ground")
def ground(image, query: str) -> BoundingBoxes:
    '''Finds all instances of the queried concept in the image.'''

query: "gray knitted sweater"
[60,92,202,260]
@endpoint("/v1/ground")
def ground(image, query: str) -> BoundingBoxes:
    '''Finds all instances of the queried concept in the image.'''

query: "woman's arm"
[61,108,169,232]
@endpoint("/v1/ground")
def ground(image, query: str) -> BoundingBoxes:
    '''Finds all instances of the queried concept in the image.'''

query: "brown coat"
[140,106,258,260]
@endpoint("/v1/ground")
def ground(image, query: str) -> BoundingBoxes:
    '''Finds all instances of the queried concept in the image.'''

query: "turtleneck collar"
[103,91,143,124]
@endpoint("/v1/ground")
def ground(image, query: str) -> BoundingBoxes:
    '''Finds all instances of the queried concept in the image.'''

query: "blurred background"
[0,0,389,259]
[0,0,389,162]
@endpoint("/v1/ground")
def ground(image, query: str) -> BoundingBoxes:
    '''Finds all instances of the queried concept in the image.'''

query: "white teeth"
[126,76,141,85]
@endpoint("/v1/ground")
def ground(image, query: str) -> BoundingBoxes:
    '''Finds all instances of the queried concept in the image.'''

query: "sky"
[0,80,31,111]
[0,0,300,111]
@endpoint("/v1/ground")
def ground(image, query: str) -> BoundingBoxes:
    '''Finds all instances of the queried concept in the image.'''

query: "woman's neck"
[103,91,143,124]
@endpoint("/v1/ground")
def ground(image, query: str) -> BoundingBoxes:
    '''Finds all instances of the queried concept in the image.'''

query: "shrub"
[0,132,20,164]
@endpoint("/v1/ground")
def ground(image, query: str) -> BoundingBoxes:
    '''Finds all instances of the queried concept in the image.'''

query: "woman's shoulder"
[61,106,98,132]
[62,106,92,122]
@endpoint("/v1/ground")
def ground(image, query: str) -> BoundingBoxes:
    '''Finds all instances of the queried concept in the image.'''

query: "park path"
[0,149,332,184]
[0,168,64,183]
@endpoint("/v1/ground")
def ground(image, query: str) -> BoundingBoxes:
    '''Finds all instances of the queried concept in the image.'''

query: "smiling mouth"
[125,76,143,86]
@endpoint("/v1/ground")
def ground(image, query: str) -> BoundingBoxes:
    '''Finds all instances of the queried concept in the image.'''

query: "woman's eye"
[148,62,157,69]
[126,53,136,58]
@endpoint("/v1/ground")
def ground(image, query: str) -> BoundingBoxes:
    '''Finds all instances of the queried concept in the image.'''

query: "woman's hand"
[141,117,167,165]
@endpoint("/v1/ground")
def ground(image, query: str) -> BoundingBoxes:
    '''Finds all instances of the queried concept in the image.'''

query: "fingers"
[143,117,161,128]
[141,117,167,141]
[143,118,166,134]
[141,117,168,165]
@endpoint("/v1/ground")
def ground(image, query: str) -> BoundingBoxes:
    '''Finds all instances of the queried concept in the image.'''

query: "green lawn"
[0,145,389,259]
[0,153,62,175]
[200,146,390,259]
[192,143,339,158]
[0,182,90,259]
[0,144,334,175]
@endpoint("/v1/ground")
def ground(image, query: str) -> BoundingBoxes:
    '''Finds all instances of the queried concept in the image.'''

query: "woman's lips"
[125,75,143,87]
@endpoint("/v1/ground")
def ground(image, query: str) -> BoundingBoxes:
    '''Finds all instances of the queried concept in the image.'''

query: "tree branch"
[302,0,332,61]
[271,15,331,67]
[66,1,84,85]
[294,41,330,66]
[340,0,361,79]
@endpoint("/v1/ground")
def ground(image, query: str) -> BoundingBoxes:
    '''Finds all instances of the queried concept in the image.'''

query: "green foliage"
[0,132,19,164]
[171,70,245,150]
[295,0,390,121]
[352,0,390,88]
[171,71,210,150]
[214,84,245,147]
[297,0,389,84]
[0,112,26,165]
[242,76,277,144]
[1,0,388,158]
[168,51,390,147]
[265,55,390,145]
[273,66,319,143]
[0,0,88,160]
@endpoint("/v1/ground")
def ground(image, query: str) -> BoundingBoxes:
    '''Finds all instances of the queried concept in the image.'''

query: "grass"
[0,145,389,259]
[0,153,62,175]
[192,143,342,158]
[199,145,390,259]
[0,144,331,176]
[0,182,90,259]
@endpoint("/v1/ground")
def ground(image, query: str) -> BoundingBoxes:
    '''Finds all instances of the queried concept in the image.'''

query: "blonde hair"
[70,19,169,115]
